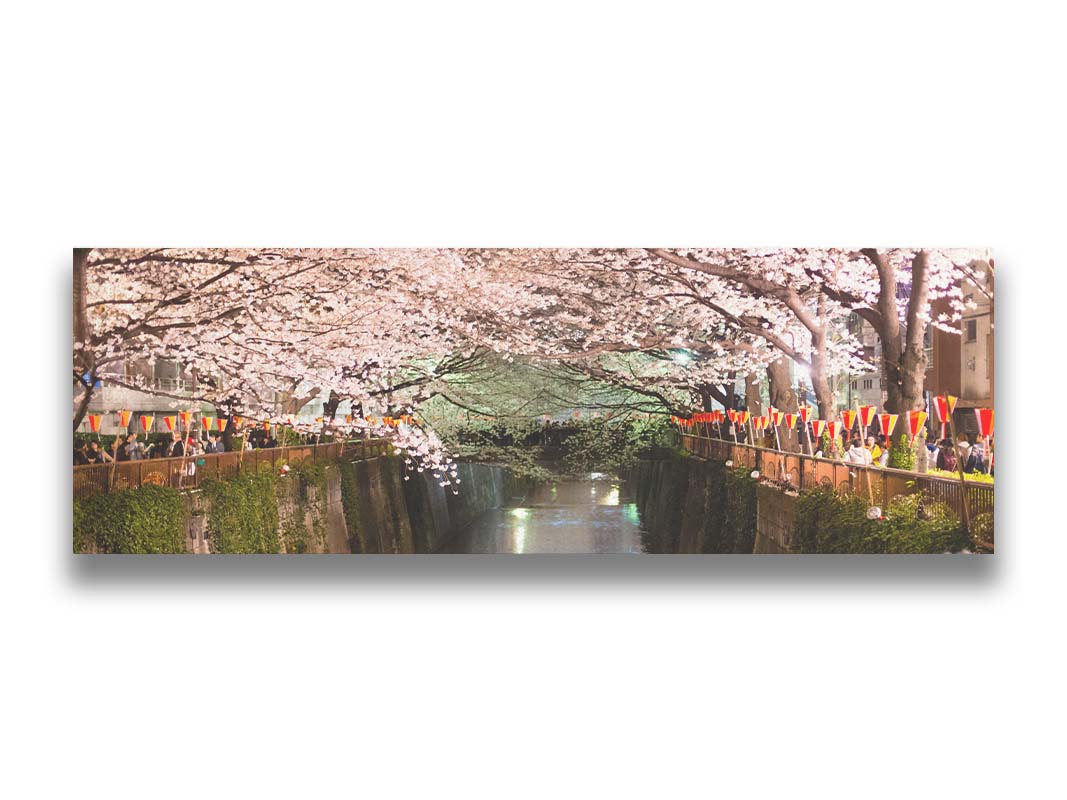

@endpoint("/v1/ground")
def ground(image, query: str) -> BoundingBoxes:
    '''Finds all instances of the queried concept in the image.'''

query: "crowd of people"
[73,428,330,466]
[726,423,993,476]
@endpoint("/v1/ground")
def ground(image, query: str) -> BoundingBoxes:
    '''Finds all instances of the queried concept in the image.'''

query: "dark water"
[450,477,646,554]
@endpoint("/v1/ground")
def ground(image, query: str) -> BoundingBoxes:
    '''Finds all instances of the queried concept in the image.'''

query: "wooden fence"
[680,433,994,526]
[73,438,391,501]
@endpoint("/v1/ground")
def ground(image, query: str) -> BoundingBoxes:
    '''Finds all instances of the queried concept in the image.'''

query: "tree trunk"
[322,391,341,436]
[767,356,800,451]
[862,248,905,413]
[899,250,930,413]
[808,301,836,419]
[73,248,94,431]
[73,383,94,433]
[744,372,762,415]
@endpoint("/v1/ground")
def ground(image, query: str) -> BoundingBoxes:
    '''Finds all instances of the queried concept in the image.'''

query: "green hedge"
[202,468,281,553]
[793,487,968,554]
[74,484,187,553]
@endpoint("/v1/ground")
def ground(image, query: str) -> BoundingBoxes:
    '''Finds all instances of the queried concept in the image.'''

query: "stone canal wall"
[632,452,797,554]
[76,456,512,554]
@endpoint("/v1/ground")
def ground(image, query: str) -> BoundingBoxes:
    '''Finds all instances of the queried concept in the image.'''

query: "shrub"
[74,484,187,553]
[202,468,280,553]
[793,486,968,554]
[888,432,915,471]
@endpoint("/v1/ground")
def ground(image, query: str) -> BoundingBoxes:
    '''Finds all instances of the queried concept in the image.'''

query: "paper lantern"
[878,413,899,438]
[216,417,226,431]
[232,415,243,428]
[785,413,798,430]
[118,410,132,428]
[975,408,994,437]
[907,410,928,442]
[810,419,826,439]
[737,411,750,425]
[859,405,877,427]
[202,416,214,432]
[826,420,837,442]
[933,395,958,423]
[139,415,154,433]
[798,406,810,423]
[163,415,177,432]
[264,420,271,431]
[771,409,783,425]
[841,409,857,433]
[88,414,102,433]
[727,409,737,423]
[178,410,193,427]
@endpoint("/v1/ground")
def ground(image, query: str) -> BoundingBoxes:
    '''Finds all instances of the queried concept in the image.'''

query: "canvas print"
[72,248,994,554]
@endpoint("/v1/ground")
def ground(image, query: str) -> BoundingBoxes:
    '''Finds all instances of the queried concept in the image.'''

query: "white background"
[2,2,1064,798]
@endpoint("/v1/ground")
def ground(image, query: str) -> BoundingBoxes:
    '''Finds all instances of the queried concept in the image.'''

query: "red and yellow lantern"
[933,395,958,424]
[163,415,177,432]
[139,415,154,433]
[826,420,837,443]
[785,413,798,430]
[975,408,994,438]
[841,409,857,433]
[798,406,811,424]
[88,414,102,433]
[202,416,214,432]
[118,410,132,428]
[907,410,928,443]
[859,405,877,428]
[878,413,899,438]
[810,419,826,440]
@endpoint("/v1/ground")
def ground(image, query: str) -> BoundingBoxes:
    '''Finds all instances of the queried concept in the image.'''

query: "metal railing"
[680,433,994,525]
[73,438,392,501]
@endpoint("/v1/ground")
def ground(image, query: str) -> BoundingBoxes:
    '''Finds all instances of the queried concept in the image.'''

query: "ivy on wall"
[721,465,758,554]
[282,462,329,553]
[337,460,369,553]
[74,484,187,553]
[792,487,968,554]
[202,468,281,554]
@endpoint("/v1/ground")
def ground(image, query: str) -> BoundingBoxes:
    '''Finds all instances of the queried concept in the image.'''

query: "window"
[863,379,873,390]
[965,319,978,342]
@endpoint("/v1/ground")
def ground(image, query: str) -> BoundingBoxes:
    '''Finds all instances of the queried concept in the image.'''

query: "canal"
[449,476,646,554]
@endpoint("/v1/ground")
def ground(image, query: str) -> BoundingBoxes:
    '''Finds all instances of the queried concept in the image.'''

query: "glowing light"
[510,507,530,519]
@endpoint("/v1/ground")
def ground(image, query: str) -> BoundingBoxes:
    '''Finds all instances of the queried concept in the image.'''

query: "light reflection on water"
[450,478,645,554]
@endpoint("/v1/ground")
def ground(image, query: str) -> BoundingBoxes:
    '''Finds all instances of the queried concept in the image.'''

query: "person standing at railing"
[167,433,185,458]
[845,438,872,465]
[85,440,112,464]
[125,433,145,461]
[936,439,957,471]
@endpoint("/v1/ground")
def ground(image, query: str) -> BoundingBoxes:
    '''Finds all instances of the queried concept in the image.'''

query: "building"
[843,314,887,412]
[75,359,216,435]
[929,261,994,437]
